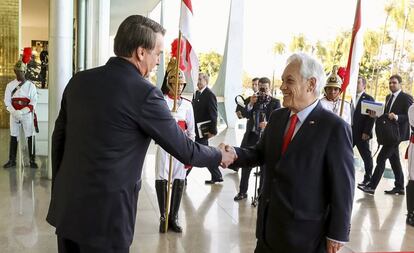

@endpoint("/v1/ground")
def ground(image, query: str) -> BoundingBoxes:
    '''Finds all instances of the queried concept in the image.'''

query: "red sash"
[11,97,33,111]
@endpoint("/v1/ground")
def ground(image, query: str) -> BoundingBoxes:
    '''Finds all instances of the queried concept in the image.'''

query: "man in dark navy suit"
[46,15,236,253]
[227,53,354,253]
[352,76,375,186]
[190,73,223,184]
[359,74,413,195]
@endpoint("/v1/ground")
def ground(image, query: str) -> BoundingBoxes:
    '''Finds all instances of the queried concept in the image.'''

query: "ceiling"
[21,0,161,33]
[110,0,161,35]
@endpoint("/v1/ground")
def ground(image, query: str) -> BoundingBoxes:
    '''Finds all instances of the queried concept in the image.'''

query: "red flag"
[179,0,199,88]
[342,0,363,100]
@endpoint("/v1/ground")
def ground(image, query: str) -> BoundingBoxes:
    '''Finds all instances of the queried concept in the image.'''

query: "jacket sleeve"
[207,91,218,135]
[51,87,68,190]
[325,120,355,242]
[396,94,413,124]
[139,87,221,168]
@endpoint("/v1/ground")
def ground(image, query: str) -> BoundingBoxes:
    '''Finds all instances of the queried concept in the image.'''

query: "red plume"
[22,47,32,64]
[337,67,347,81]
[171,38,186,71]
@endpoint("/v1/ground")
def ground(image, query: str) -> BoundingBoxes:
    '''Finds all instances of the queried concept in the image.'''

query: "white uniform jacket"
[155,95,196,180]
[320,97,352,125]
[4,79,38,137]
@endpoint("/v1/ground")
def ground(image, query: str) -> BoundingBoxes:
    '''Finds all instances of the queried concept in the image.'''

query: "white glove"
[20,107,30,115]
[11,110,22,121]
[6,106,15,114]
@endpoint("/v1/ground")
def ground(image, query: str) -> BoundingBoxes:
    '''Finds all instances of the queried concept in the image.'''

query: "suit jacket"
[46,57,221,248]
[352,92,375,144]
[192,87,218,141]
[240,95,281,147]
[231,102,354,253]
[384,91,413,141]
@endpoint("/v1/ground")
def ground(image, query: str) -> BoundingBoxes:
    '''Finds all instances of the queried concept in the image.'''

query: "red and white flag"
[179,0,199,87]
[342,0,363,101]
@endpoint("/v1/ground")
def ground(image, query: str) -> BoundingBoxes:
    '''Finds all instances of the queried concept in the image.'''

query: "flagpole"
[165,29,183,233]
[340,0,361,117]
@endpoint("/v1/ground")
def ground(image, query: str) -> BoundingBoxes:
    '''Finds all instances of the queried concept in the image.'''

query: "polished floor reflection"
[0,126,413,253]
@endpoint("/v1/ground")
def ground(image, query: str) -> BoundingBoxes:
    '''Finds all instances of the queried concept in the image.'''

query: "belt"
[12,100,29,106]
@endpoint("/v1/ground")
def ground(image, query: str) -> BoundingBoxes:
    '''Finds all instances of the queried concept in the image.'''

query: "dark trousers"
[354,140,373,182]
[239,165,264,194]
[370,143,404,190]
[57,236,129,253]
[188,137,222,180]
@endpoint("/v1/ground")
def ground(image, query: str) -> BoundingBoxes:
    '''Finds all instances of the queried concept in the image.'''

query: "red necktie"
[281,114,298,155]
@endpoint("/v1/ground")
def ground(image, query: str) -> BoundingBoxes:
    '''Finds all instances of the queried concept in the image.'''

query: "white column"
[85,0,111,68]
[156,0,165,89]
[48,0,74,179]
[212,0,245,128]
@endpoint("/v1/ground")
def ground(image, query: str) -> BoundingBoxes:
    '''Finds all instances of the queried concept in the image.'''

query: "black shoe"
[407,212,414,226]
[358,179,370,187]
[384,188,405,195]
[357,185,375,195]
[159,216,167,233]
[234,193,247,201]
[3,160,16,169]
[205,178,223,184]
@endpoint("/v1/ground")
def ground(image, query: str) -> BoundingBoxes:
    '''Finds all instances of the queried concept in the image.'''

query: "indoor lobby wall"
[0,0,19,128]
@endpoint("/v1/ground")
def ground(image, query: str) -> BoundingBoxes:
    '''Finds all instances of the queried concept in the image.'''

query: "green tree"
[289,34,311,52]
[273,42,286,55]
[198,51,223,82]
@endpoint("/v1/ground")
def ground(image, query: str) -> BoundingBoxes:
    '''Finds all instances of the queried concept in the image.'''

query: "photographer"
[234,77,280,201]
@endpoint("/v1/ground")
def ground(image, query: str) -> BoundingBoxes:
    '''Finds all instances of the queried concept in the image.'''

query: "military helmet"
[14,58,27,73]
[325,65,343,90]
[166,57,186,84]
[161,57,187,95]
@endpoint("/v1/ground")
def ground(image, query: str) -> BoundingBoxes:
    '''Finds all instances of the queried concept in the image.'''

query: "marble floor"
[0,124,413,253]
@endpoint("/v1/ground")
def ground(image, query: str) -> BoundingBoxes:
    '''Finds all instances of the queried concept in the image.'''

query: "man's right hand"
[11,110,22,121]
[218,143,237,168]
[367,110,377,118]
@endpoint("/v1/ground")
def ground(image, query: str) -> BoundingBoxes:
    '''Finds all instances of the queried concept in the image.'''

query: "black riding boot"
[155,180,168,233]
[407,180,414,226]
[3,136,17,169]
[27,136,38,169]
[169,179,185,233]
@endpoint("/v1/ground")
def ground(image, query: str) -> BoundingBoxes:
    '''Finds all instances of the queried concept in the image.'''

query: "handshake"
[218,143,238,168]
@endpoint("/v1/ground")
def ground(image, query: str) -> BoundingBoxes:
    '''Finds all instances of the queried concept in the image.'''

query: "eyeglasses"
[389,81,398,84]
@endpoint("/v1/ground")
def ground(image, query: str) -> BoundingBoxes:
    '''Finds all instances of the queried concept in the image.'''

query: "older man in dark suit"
[190,73,223,184]
[46,15,235,253]
[227,53,354,253]
[359,74,413,195]
[352,76,375,186]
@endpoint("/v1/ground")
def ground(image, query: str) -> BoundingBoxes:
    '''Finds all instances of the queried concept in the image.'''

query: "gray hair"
[199,73,209,83]
[286,53,326,97]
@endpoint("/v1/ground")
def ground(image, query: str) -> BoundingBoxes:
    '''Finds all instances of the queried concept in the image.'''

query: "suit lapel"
[282,103,323,157]
[269,109,290,164]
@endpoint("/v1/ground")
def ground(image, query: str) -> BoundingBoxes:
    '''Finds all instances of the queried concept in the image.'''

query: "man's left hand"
[259,121,267,130]
[361,133,370,141]
[326,239,344,253]
[388,112,397,120]
[204,132,215,139]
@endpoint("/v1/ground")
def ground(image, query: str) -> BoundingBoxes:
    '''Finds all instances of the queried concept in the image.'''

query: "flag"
[342,0,363,101]
[179,0,199,88]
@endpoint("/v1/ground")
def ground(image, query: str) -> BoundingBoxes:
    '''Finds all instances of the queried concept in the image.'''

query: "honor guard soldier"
[155,58,195,233]
[3,59,38,169]
[320,66,352,125]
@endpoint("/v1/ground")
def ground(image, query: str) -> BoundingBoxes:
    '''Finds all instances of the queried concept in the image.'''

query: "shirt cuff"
[247,104,253,111]
[326,237,347,244]
[395,115,399,121]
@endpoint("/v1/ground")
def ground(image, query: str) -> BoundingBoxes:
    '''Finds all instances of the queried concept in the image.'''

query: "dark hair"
[358,76,367,85]
[389,74,402,84]
[252,77,259,82]
[114,15,166,57]
[258,77,271,85]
